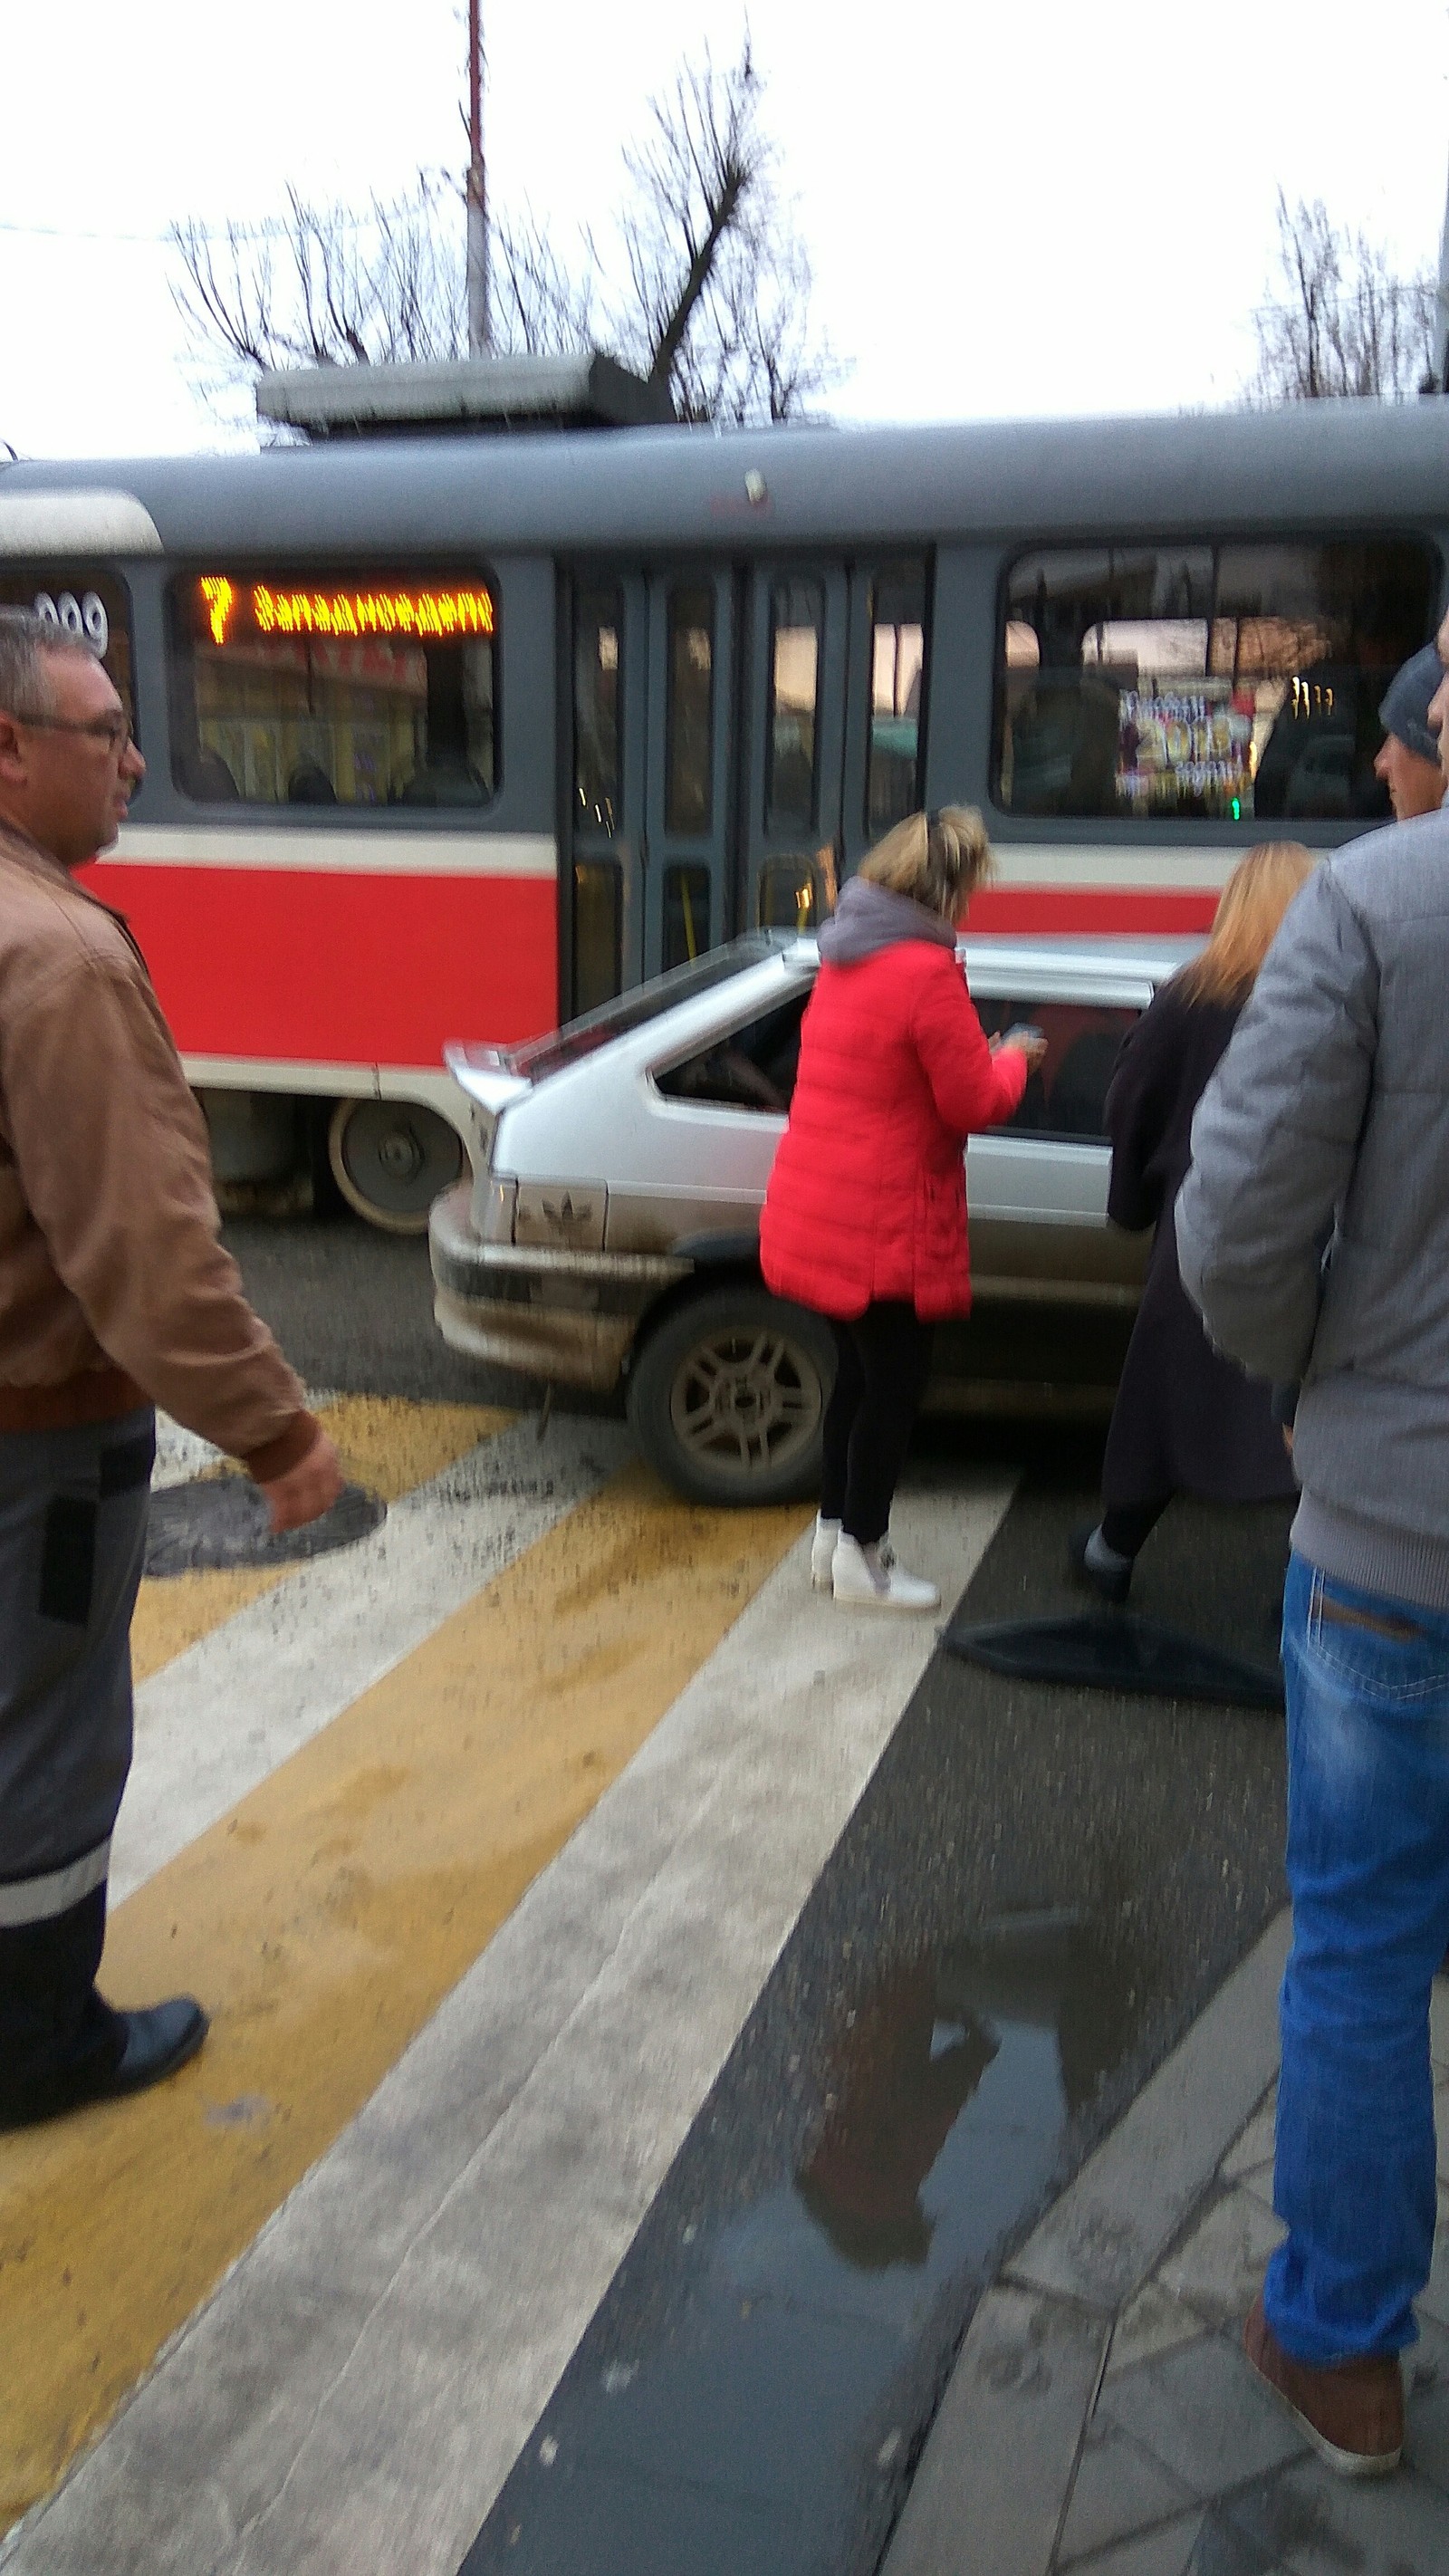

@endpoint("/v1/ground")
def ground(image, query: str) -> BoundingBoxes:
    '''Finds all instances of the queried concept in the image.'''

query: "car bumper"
[429,1183,693,1391]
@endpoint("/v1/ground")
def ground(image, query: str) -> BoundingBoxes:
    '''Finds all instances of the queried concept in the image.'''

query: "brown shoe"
[1243,2294,1402,2477]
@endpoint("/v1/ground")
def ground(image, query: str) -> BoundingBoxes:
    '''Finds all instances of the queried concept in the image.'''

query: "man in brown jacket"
[0,609,342,2129]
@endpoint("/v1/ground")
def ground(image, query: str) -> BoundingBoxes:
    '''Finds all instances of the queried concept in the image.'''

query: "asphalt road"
[223,1213,529,1407]
[220,1210,1292,2576]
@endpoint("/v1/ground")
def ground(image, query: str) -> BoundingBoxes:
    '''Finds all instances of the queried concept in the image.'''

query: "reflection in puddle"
[468,1911,1144,2576]
[797,1964,999,2271]
[710,1905,1145,2357]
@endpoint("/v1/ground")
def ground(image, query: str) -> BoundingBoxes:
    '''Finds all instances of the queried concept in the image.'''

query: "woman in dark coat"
[1070,841,1315,1604]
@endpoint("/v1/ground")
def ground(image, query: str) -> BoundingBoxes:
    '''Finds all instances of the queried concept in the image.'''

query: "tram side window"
[665,585,715,834]
[867,563,927,835]
[168,572,498,808]
[768,580,823,833]
[996,539,1438,824]
[0,569,136,741]
[575,584,621,834]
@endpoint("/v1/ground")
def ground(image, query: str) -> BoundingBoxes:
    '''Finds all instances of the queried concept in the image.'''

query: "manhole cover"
[145,1476,386,1577]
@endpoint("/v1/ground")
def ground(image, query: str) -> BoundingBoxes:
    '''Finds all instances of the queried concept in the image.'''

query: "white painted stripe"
[110,1413,631,1905]
[15,1469,1015,2576]
[0,1840,110,1928]
[180,1059,474,1120]
[0,493,163,556]
[990,842,1242,892]
[150,1414,224,1490]
[100,825,557,879]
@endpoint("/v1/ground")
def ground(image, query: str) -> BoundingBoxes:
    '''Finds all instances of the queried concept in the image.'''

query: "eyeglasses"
[21,713,134,757]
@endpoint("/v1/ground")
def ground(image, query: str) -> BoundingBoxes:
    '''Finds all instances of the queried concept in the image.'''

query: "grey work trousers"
[0,1408,154,2114]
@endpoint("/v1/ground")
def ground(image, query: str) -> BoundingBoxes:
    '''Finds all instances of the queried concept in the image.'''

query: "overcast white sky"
[4,0,1448,458]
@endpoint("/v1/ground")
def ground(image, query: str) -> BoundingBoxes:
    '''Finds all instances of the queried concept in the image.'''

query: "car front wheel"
[628,1283,835,1507]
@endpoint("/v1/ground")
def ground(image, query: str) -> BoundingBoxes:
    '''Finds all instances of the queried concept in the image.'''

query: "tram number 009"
[32,590,110,657]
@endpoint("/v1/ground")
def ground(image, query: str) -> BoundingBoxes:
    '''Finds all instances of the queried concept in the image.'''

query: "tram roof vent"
[254,353,676,440]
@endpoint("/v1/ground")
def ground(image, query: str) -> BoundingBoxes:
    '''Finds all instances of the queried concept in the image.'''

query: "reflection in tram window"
[572,859,623,1016]
[662,863,711,969]
[665,586,715,834]
[767,580,823,832]
[574,584,621,834]
[168,572,498,807]
[996,540,1437,825]
[1,568,136,747]
[868,563,926,834]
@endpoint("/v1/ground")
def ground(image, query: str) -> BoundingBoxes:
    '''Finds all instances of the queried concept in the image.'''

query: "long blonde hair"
[859,804,994,922]
[1177,841,1315,1004]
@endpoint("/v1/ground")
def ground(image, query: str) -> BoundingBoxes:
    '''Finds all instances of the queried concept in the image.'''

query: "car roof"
[448,930,1195,1113]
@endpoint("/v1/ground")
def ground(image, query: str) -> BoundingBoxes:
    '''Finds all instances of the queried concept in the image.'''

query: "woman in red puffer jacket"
[761,806,1041,1611]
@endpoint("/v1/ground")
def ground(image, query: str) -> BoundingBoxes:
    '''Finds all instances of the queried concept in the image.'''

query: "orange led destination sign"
[197,577,495,649]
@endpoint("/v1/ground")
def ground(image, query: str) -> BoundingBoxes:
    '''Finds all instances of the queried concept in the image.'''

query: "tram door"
[567,567,736,1016]
[738,559,932,934]
[566,558,929,1011]
[741,566,849,934]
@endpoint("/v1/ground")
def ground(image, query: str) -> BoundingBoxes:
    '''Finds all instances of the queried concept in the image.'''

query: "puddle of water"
[144,1476,385,1575]
[465,1909,1144,2576]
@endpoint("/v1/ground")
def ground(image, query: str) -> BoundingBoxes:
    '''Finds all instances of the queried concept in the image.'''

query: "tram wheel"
[326,1098,466,1235]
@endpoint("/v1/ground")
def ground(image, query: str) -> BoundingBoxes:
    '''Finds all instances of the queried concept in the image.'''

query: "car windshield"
[470,933,799,1082]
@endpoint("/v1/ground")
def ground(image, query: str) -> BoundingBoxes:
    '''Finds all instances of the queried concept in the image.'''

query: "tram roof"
[4,402,1449,559]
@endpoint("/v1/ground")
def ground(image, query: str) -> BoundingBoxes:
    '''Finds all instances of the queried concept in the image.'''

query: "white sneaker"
[811,1514,842,1590]
[831,1533,940,1613]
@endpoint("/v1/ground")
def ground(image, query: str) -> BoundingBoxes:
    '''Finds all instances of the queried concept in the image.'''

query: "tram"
[1,397,1444,1226]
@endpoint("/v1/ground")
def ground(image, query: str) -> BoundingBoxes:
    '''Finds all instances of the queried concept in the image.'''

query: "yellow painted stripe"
[0,1466,809,2521]
[130,1564,283,1686]
[129,1397,511,1687]
[313,1395,514,1506]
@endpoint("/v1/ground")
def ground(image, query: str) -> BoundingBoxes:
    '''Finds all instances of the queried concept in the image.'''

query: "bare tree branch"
[170,41,843,429]
[492,214,600,358]
[1249,192,1436,403]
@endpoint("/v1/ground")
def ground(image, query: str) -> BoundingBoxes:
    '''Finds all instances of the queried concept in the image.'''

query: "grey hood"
[816,877,956,965]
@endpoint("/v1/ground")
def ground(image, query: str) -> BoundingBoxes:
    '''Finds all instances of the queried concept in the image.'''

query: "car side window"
[656,991,811,1115]
[972,998,1138,1140]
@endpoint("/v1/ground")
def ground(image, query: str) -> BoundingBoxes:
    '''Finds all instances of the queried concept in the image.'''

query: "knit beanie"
[1378,643,1445,765]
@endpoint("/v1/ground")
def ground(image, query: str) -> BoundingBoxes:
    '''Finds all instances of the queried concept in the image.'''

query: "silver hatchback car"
[430,931,1195,1505]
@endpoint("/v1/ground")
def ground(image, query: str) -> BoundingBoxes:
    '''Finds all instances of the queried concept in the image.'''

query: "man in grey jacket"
[1176,800,1449,2477]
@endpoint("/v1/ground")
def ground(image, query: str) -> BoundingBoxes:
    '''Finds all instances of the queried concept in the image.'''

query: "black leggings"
[820,1302,935,1547]
[1100,1497,1170,1560]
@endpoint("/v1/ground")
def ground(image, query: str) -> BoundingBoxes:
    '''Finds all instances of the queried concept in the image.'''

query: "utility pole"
[465,0,490,356]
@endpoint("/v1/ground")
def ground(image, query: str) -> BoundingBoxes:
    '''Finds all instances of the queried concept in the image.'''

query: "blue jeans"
[1266,1552,1449,2364]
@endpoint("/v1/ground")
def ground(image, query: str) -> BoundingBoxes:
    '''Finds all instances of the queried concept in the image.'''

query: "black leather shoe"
[1067,1523,1133,1608]
[0,1996,208,2130]
[109,1997,209,2097]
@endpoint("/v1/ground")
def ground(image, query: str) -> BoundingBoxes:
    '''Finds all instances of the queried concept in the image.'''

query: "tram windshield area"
[996,537,1438,825]
[167,572,498,808]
